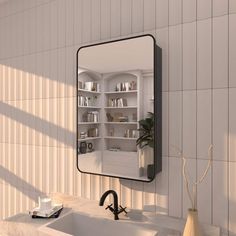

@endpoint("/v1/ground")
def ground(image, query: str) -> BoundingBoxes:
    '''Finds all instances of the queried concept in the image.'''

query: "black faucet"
[99,190,127,220]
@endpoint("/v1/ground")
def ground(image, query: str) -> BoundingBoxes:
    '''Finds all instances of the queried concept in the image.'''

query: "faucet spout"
[99,190,119,220]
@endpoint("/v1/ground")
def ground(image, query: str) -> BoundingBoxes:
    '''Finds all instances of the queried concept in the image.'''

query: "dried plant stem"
[175,145,213,210]
[182,157,194,209]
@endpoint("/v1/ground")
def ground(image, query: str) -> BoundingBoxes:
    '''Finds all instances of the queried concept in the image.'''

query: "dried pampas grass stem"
[174,144,213,210]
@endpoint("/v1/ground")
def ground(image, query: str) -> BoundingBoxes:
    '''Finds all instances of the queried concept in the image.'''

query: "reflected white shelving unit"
[78,106,102,109]
[104,90,138,94]
[78,137,102,141]
[77,69,144,178]
[77,69,103,173]
[104,122,137,125]
[78,88,101,94]
[101,71,142,177]
[104,136,137,140]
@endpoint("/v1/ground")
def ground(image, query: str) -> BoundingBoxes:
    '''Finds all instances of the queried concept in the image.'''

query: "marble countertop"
[0,193,220,236]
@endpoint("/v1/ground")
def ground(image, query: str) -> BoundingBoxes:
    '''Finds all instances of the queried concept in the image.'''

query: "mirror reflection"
[77,35,156,181]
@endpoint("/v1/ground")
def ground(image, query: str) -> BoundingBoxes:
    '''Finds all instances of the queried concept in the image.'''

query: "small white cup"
[38,197,52,211]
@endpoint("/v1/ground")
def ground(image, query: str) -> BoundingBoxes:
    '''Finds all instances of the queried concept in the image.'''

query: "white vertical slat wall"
[0,0,235,235]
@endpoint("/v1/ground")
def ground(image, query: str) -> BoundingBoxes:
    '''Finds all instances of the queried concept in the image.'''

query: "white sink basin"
[143,213,220,236]
[39,211,158,236]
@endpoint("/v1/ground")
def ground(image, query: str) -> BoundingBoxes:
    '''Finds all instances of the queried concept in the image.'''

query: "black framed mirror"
[76,34,162,182]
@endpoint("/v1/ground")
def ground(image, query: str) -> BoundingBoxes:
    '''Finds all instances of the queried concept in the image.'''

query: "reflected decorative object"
[78,94,98,107]
[108,98,128,107]
[78,81,83,89]
[106,113,114,122]
[132,113,137,122]
[79,142,87,154]
[113,113,124,122]
[80,132,87,139]
[109,147,121,152]
[130,81,137,90]
[118,116,128,122]
[87,143,93,152]
[136,112,154,178]
[88,128,99,137]
[90,96,98,106]
[78,81,100,92]
[138,146,154,177]
[147,164,154,179]
[83,111,99,122]
[124,129,137,138]
[117,98,127,107]
[84,81,100,92]
[115,81,137,91]
[136,112,154,148]
[78,95,88,106]
[109,128,115,136]
[115,82,129,91]
[176,145,213,236]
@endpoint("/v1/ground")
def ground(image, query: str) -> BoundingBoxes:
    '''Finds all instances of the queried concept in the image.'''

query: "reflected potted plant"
[136,112,154,178]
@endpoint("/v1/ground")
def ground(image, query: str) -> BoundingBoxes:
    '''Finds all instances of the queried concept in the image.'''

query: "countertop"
[0,193,220,236]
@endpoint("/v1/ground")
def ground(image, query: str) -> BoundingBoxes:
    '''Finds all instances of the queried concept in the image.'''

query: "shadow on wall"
[0,101,76,148]
[0,52,75,86]
[0,51,76,219]
[0,101,76,207]
[0,165,44,201]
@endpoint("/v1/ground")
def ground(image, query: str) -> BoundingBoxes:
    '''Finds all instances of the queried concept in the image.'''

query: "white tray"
[29,203,63,218]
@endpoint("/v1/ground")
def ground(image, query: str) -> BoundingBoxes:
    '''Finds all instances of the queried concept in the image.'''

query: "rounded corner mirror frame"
[76,34,162,183]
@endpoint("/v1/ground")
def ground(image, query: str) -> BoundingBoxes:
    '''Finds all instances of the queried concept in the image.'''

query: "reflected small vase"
[138,147,153,176]
[183,209,202,236]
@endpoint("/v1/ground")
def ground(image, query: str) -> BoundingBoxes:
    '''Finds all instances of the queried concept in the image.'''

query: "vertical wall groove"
[227,1,230,235]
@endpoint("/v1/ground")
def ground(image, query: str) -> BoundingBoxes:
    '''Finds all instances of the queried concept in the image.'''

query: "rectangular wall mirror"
[76,35,162,182]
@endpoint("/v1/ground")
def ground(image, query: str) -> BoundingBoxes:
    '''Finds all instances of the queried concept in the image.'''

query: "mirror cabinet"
[76,35,162,182]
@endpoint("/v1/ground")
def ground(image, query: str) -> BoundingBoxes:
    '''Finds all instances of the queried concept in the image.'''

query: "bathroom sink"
[39,211,158,236]
[143,212,220,236]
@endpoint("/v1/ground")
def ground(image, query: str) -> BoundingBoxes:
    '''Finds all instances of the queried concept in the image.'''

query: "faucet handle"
[119,205,128,215]
[105,204,114,212]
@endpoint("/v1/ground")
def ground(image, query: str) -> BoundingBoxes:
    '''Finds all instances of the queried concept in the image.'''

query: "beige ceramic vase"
[138,146,154,176]
[183,209,202,236]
